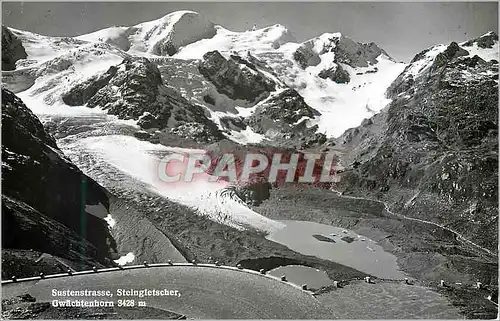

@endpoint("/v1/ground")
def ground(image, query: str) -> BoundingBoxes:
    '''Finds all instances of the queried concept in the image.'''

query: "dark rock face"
[62,57,224,143]
[2,26,28,71]
[86,57,164,119]
[318,64,351,84]
[198,51,276,102]
[2,197,111,273]
[136,112,157,129]
[203,94,216,105]
[1,88,117,268]
[432,42,469,70]
[334,37,390,68]
[293,34,392,77]
[152,39,177,57]
[248,89,320,133]
[298,129,327,149]
[235,182,272,206]
[336,40,499,253]
[293,43,321,69]
[246,88,324,148]
[62,66,118,106]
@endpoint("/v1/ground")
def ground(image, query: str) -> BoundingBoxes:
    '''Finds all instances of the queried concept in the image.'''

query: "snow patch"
[228,126,266,145]
[174,24,297,60]
[405,44,447,78]
[114,252,135,266]
[461,41,499,62]
[76,26,129,43]
[104,214,117,228]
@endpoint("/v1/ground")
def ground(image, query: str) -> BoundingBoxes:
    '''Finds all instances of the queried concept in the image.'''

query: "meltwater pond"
[267,220,406,279]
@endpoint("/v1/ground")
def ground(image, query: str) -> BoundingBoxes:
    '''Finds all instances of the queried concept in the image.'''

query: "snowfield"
[175,24,297,60]
[271,50,406,137]
[76,11,217,57]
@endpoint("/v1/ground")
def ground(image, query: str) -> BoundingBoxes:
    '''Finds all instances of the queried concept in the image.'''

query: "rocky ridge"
[198,50,276,102]
[333,33,499,253]
[62,57,225,143]
[1,25,27,70]
[292,33,392,84]
[1,88,119,275]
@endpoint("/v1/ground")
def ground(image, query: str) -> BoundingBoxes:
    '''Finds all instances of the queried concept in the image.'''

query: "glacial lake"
[266,220,406,279]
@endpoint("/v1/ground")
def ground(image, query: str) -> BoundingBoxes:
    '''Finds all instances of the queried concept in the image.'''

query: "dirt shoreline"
[252,184,499,318]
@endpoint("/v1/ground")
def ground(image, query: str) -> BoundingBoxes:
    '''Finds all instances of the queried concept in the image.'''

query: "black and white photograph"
[1,1,499,319]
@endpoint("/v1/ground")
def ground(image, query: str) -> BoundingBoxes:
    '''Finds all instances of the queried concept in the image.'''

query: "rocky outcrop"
[334,36,391,68]
[248,89,319,132]
[318,64,351,83]
[246,89,324,148]
[293,42,321,69]
[198,51,276,102]
[294,34,392,70]
[62,57,224,143]
[219,116,247,132]
[432,42,469,70]
[1,88,118,270]
[86,57,164,119]
[335,39,499,253]
[2,26,27,71]
[169,122,222,143]
[62,65,118,106]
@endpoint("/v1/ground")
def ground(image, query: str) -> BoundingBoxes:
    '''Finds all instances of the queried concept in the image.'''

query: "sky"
[2,2,498,62]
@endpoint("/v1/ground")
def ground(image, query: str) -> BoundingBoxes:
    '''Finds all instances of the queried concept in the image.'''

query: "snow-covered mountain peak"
[299,32,342,56]
[387,34,498,103]
[393,32,498,89]
[76,10,216,57]
[144,10,198,24]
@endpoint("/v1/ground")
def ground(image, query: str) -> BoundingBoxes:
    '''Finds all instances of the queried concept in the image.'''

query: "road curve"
[2,264,335,319]
[331,190,497,258]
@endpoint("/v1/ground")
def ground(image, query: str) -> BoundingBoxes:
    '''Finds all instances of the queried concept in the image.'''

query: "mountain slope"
[1,25,27,70]
[1,88,119,275]
[334,32,499,253]
[61,56,225,143]
[76,11,216,56]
